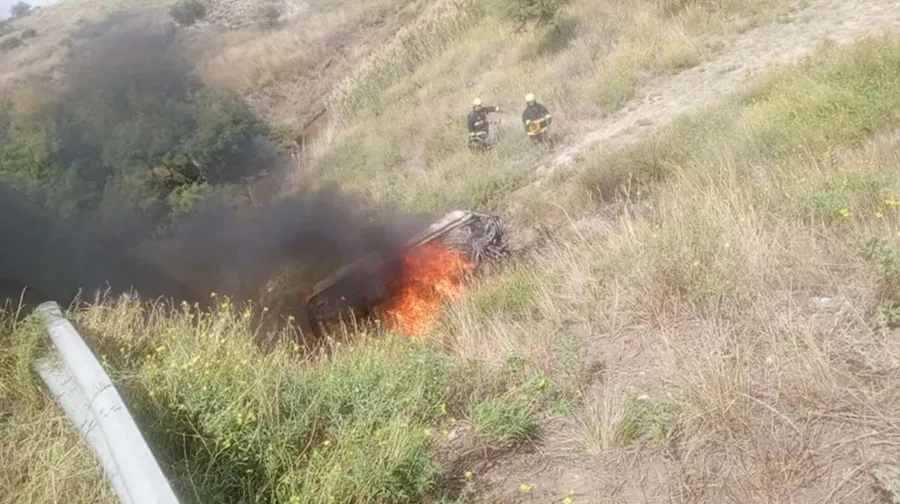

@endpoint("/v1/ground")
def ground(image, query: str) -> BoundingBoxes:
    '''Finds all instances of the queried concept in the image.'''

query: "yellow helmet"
[473,98,482,107]
[525,93,536,103]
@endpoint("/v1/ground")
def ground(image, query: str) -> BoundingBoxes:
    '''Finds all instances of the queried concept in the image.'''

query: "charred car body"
[298,210,505,343]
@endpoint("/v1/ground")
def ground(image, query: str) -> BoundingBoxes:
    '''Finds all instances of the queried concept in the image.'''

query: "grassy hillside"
[4,0,900,502]
[305,0,796,211]
[0,0,430,132]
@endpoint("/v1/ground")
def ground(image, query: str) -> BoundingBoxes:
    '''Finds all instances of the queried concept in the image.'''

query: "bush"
[502,0,571,29]
[0,18,268,239]
[10,1,31,18]
[20,28,36,39]
[169,0,207,26]
[0,36,22,52]
[257,2,282,30]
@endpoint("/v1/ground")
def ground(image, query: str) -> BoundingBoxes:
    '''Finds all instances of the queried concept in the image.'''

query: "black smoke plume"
[0,184,200,307]
[0,10,434,319]
[149,183,431,306]
[0,180,430,313]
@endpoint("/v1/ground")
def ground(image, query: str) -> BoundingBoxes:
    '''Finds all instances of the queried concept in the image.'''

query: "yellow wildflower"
[876,211,884,219]
[464,471,473,481]
[440,403,447,415]
[520,483,535,493]
[838,208,850,218]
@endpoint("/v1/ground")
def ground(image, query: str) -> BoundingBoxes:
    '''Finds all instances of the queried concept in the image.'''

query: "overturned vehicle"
[261,210,506,347]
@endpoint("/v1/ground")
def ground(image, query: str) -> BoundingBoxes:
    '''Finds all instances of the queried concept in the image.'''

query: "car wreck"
[261,210,506,347]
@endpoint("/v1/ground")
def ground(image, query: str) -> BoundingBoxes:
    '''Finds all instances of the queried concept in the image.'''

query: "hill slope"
[4,0,900,503]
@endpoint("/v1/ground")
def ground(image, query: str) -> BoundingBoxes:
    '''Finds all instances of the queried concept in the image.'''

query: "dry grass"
[194,0,428,131]
[305,23,900,499]
[0,0,168,88]
[460,33,900,501]
[6,0,900,501]
[301,0,800,213]
[0,0,427,134]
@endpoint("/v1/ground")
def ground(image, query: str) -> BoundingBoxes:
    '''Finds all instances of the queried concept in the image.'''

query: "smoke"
[0,177,430,316]
[152,182,432,304]
[0,184,200,307]
[0,10,435,316]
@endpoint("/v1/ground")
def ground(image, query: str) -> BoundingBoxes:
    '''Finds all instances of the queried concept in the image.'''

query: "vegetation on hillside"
[3,0,900,501]
[0,14,271,238]
[316,0,793,214]
[1,296,564,503]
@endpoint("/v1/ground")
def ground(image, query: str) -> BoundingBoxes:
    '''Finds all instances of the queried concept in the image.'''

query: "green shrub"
[169,0,207,26]
[257,2,282,30]
[0,36,22,52]
[502,0,572,29]
[470,395,540,446]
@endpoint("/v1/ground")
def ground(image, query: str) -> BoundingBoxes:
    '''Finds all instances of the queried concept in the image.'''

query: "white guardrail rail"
[33,301,180,504]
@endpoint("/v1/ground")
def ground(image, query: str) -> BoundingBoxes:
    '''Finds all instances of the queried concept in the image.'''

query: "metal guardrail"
[33,301,180,504]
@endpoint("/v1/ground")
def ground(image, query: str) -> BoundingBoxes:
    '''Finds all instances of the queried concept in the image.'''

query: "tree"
[10,1,31,18]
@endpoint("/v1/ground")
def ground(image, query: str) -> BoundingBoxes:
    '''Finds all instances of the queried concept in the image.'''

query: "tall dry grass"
[301,0,799,212]
[7,0,900,501]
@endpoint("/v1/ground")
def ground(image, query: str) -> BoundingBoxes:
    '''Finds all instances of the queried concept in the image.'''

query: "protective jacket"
[467,105,500,137]
[522,102,552,136]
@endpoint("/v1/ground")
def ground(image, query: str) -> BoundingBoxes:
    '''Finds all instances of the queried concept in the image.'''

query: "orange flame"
[379,241,474,337]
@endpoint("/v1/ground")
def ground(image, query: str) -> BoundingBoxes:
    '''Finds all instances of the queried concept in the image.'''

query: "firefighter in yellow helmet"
[521,93,552,145]
[467,98,501,151]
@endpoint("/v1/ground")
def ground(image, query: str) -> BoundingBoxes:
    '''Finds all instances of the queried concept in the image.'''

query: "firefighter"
[521,93,552,145]
[467,98,501,151]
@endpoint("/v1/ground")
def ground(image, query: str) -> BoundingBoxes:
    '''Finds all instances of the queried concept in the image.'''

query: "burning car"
[295,210,505,344]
